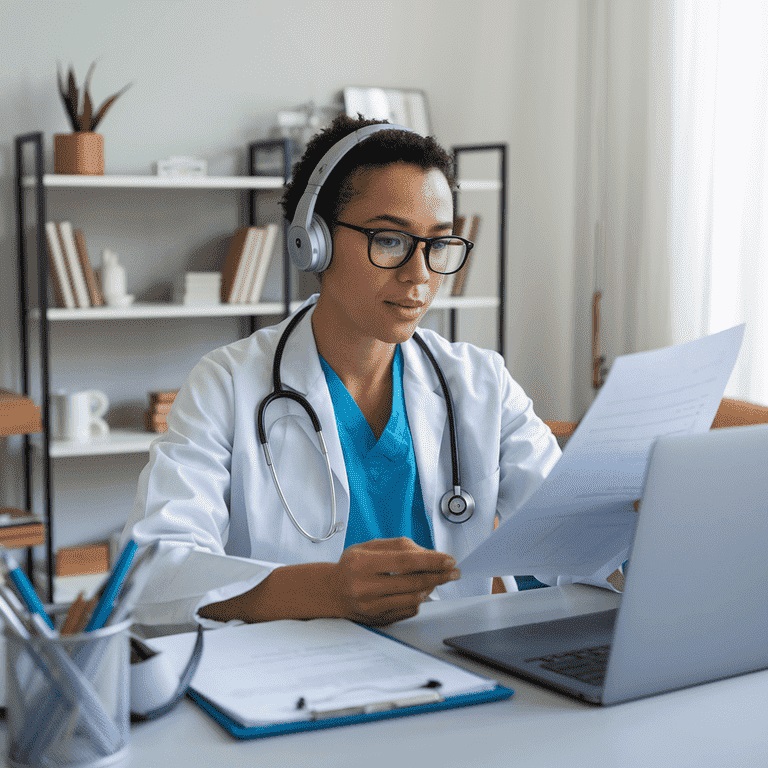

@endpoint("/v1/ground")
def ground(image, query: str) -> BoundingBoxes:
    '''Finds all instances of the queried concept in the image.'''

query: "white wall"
[0,0,591,552]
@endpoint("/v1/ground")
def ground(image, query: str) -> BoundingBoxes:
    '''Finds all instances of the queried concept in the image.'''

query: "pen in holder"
[4,606,131,768]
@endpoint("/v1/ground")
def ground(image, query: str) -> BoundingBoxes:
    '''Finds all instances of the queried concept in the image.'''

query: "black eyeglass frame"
[333,220,474,275]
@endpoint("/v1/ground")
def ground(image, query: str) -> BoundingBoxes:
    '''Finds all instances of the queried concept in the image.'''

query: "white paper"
[459,325,745,580]
[147,619,495,726]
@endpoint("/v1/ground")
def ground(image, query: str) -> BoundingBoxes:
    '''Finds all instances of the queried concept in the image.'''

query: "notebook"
[445,424,768,705]
[146,617,512,737]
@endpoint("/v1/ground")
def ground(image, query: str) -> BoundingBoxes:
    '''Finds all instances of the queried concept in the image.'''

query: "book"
[221,227,255,303]
[73,228,104,306]
[145,412,168,433]
[55,542,110,577]
[234,228,264,303]
[245,223,279,303]
[451,214,481,297]
[58,221,91,308]
[149,390,178,404]
[0,389,42,436]
[45,221,76,308]
[435,215,466,299]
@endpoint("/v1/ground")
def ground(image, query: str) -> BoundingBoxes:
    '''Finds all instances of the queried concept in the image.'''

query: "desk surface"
[3,585,767,767]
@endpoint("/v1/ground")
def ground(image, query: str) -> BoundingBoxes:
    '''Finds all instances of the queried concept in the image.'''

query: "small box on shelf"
[0,508,45,549]
[0,390,42,436]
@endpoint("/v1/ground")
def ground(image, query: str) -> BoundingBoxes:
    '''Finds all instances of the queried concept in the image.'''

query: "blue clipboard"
[187,683,514,740]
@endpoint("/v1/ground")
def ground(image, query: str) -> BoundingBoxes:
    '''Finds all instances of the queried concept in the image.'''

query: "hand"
[331,537,461,626]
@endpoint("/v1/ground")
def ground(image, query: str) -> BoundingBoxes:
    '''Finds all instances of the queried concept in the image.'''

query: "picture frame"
[342,87,431,136]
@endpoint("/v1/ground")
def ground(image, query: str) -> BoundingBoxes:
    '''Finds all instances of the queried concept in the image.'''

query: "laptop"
[444,424,768,705]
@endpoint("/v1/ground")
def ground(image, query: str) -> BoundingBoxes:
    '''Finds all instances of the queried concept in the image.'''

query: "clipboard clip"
[308,689,443,721]
[298,678,443,720]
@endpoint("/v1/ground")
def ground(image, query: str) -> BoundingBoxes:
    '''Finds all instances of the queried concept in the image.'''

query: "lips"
[385,299,425,309]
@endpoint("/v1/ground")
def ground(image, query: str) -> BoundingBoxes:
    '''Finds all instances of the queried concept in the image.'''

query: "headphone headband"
[288,122,414,272]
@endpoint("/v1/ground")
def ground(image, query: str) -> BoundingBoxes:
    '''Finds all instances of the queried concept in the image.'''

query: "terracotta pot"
[54,132,104,175]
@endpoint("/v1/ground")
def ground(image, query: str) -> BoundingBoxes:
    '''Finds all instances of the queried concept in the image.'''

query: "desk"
[2,585,767,767]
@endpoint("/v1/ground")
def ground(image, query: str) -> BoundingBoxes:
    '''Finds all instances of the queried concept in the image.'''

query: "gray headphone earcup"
[312,214,333,272]
[287,215,333,272]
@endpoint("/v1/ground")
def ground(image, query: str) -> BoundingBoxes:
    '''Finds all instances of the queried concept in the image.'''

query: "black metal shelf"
[452,144,507,354]
[14,133,293,601]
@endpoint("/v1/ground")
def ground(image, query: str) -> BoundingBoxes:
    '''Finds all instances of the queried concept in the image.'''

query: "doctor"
[123,116,561,627]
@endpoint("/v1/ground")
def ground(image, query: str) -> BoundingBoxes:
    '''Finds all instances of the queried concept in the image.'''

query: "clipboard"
[145,618,514,739]
[188,683,514,740]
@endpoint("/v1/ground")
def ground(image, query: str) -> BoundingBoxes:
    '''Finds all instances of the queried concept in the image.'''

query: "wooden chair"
[492,398,768,594]
[543,397,768,442]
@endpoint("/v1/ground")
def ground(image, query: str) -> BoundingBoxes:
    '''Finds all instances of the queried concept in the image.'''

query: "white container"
[52,390,110,442]
[101,250,134,307]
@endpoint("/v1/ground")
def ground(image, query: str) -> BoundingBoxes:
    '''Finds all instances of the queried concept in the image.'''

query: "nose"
[398,241,431,284]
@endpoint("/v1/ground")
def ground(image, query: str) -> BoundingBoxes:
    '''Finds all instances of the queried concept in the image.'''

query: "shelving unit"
[0,390,46,562]
[14,133,507,602]
[451,144,507,354]
[14,133,294,601]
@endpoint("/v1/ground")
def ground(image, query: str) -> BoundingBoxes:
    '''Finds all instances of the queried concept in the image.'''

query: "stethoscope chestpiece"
[439,487,475,524]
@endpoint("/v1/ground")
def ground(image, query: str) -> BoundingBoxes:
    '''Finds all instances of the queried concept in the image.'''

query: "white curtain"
[583,0,768,410]
[669,0,768,404]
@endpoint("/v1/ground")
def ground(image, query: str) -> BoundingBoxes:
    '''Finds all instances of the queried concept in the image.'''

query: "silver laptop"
[444,424,768,705]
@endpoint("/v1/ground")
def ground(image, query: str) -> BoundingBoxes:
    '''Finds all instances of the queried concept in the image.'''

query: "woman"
[122,115,561,627]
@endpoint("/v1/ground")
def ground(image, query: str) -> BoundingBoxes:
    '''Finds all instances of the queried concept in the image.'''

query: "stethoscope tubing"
[256,304,473,542]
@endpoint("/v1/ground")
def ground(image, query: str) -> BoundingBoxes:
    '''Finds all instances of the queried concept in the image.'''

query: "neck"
[311,299,395,393]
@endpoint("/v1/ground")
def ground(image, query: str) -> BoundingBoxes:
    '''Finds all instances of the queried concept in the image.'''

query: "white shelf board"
[34,429,158,458]
[30,298,495,321]
[456,179,502,192]
[31,301,293,321]
[429,295,500,310]
[22,174,284,190]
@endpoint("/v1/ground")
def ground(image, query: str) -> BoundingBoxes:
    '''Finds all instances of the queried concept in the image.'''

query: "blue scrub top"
[319,346,434,550]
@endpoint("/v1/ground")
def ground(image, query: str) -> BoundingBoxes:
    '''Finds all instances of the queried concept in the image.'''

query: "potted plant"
[54,61,131,175]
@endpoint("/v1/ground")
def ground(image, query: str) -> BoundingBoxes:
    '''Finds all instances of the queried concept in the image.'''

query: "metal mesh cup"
[4,614,131,768]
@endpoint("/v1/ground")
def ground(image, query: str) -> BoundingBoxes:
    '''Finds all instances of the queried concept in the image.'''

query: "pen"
[0,549,54,629]
[84,539,138,632]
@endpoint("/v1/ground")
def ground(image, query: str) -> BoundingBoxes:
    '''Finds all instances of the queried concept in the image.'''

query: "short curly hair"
[281,114,456,225]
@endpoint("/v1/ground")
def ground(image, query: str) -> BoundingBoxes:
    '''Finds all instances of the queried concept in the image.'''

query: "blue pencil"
[84,539,138,632]
[0,550,54,630]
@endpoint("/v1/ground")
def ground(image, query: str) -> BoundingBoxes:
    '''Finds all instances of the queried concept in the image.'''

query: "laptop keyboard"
[529,644,610,687]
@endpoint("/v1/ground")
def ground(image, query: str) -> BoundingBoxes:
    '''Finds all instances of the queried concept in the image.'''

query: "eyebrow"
[364,214,454,232]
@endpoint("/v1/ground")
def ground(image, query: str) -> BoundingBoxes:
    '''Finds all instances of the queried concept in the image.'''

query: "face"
[319,162,454,345]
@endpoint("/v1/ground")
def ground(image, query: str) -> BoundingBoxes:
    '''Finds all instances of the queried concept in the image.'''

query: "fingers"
[356,570,460,599]
[343,542,455,577]
[335,538,461,626]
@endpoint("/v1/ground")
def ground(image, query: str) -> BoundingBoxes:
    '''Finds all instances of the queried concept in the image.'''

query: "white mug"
[51,390,110,442]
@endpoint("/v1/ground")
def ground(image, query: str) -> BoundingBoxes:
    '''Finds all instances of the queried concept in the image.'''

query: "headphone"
[264,123,475,540]
[287,123,413,273]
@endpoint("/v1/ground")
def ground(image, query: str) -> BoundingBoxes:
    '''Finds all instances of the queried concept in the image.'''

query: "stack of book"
[220,223,279,304]
[173,272,222,305]
[45,221,104,309]
[436,214,481,299]
[145,389,178,433]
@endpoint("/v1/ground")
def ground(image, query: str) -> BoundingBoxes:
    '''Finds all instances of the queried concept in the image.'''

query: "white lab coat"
[122,296,562,626]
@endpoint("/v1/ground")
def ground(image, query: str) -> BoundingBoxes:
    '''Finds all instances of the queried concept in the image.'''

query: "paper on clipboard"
[458,324,745,580]
[146,619,497,726]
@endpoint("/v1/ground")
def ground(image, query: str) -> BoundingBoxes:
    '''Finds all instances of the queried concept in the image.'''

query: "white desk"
[3,585,767,767]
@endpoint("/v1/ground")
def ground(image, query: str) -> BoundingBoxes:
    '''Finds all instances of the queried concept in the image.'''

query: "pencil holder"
[4,614,131,768]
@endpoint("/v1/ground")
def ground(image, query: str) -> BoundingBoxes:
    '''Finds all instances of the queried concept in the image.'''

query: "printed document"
[147,619,496,726]
[458,325,745,581]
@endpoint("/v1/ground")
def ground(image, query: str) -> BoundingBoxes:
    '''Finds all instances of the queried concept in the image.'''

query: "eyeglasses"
[333,220,474,275]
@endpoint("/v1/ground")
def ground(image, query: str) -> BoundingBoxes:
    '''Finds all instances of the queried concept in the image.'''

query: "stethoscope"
[256,304,476,543]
